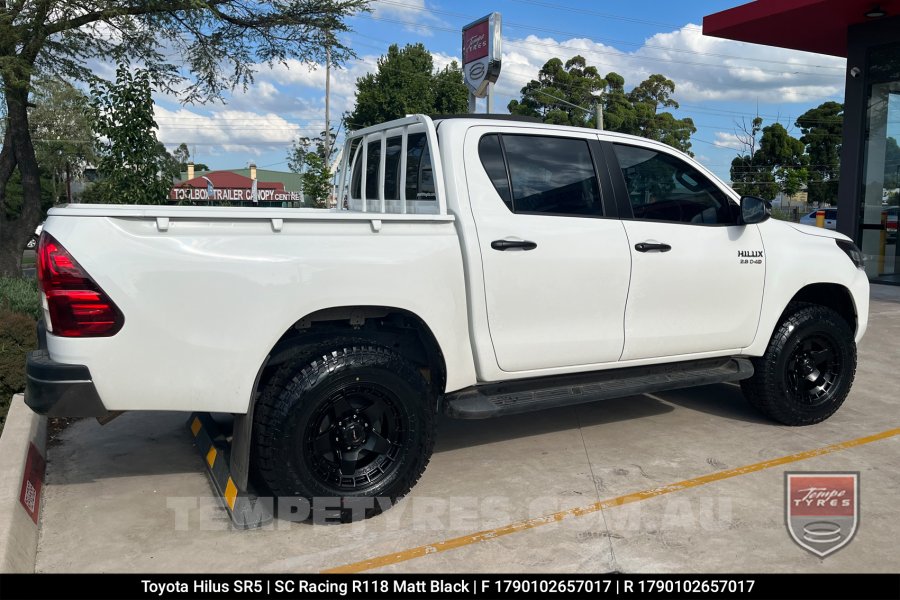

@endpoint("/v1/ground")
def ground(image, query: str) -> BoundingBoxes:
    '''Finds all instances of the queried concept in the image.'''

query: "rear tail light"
[37,233,124,337]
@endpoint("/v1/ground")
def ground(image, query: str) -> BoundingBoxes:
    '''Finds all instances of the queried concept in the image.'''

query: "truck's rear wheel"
[741,302,856,425]
[252,343,435,521]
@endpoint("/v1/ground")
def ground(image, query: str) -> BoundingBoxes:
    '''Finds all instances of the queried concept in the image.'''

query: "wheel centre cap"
[340,421,366,446]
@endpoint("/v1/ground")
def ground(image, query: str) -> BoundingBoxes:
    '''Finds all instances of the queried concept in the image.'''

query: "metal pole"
[65,162,72,204]
[487,82,494,114]
[324,40,331,166]
[468,92,476,114]
[594,100,603,130]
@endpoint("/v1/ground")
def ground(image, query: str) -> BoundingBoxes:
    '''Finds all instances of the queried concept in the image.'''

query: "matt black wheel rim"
[303,382,405,491]
[784,333,843,408]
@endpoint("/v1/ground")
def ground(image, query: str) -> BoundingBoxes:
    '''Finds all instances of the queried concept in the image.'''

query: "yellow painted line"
[205,446,217,468]
[190,417,202,437]
[224,477,238,511]
[322,427,900,574]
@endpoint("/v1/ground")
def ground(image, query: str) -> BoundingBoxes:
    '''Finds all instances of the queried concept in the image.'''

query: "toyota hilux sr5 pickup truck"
[26,115,869,520]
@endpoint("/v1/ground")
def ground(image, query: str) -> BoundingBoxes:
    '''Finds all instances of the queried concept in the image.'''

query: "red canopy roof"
[179,171,285,191]
[703,0,899,57]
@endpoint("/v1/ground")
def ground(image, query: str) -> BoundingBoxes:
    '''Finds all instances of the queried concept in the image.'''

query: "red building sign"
[170,171,302,204]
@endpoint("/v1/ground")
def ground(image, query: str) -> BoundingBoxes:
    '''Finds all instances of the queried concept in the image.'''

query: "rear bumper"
[24,322,108,417]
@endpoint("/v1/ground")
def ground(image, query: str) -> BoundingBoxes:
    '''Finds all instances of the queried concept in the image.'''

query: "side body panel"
[42,211,476,413]
[620,220,765,360]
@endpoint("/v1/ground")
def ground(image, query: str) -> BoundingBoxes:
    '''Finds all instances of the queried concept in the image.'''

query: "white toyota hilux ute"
[26,115,869,520]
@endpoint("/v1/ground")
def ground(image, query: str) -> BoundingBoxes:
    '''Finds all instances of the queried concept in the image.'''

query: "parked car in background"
[25,223,44,249]
[799,208,837,230]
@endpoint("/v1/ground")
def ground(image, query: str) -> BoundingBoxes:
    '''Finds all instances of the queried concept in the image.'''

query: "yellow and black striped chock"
[187,412,273,529]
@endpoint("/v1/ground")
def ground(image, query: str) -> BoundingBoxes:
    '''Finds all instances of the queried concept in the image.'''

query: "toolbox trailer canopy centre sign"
[462,13,502,98]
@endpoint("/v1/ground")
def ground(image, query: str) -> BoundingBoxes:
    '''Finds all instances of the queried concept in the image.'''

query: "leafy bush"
[0,308,37,433]
[0,276,41,321]
[0,278,40,435]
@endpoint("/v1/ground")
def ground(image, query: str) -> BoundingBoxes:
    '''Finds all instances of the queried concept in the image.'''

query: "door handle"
[635,242,672,253]
[491,239,537,251]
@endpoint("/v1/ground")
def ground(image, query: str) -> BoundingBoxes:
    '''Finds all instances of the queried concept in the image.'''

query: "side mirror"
[740,195,770,225]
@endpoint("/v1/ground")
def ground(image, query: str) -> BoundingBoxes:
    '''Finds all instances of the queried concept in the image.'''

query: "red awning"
[703,0,899,57]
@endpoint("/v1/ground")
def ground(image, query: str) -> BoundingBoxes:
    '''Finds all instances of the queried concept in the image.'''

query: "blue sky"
[148,0,847,183]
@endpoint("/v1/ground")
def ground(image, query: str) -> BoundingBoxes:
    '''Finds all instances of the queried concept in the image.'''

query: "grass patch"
[0,276,41,321]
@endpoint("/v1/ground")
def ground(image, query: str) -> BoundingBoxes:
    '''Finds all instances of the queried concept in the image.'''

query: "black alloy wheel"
[252,343,436,521]
[784,333,843,408]
[304,383,406,491]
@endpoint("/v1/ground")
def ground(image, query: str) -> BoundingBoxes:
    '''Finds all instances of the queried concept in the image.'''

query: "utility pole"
[594,99,603,130]
[324,37,332,167]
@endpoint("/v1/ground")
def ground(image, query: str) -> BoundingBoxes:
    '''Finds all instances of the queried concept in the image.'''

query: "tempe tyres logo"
[785,472,859,557]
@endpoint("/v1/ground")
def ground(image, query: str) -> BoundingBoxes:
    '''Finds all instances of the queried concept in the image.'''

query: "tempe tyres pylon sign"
[462,12,502,98]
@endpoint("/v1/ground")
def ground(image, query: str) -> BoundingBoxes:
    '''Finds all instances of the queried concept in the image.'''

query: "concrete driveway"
[34,286,900,573]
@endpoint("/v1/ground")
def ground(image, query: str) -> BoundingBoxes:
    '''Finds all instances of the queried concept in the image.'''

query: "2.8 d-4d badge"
[785,472,859,557]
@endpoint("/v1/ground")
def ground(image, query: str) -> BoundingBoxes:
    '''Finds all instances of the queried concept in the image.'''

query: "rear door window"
[478,133,603,216]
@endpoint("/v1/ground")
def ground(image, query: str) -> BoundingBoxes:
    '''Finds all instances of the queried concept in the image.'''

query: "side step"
[187,413,273,529]
[444,357,754,419]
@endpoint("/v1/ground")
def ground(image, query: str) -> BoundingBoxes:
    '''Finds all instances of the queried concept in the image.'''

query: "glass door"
[861,45,900,283]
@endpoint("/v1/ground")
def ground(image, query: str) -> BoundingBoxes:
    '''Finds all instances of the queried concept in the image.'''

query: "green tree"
[171,143,208,173]
[28,77,96,205]
[173,143,191,168]
[508,56,606,127]
[756,123,807,198]
[508,57,695,154]
[432,63,470,116]
[0,0,368,276]
[288,129,336,208]
[796,101,843,206]
[347,44,469,129]
[729,116,765,197]
[82,63,178,205]
[731,121,806,201]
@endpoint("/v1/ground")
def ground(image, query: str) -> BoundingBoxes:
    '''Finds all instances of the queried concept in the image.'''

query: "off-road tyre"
[252,342,435,522]
[741,302,856,425]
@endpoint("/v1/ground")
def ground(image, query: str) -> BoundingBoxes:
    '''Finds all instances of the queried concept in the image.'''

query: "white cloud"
[370,0,447,37]
[154,106,305,158]
[712,131,745,151]
[470,26,845,111]
[633,25,845,102]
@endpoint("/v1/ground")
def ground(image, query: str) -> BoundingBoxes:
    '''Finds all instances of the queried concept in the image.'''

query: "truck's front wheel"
[741,302,856,425]
[252,344,435,521]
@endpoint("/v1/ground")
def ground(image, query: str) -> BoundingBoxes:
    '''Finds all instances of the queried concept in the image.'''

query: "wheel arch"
[786,283,857,335]
[230,305,449,491]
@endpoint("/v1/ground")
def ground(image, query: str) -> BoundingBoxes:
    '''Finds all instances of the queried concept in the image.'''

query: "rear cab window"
[348,131,436,213]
